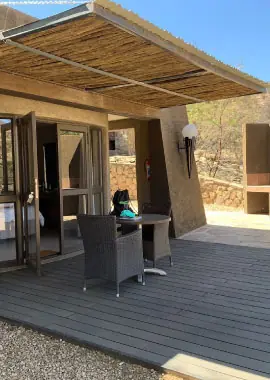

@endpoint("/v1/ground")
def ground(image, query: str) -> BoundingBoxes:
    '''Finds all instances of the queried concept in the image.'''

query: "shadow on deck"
[1,240,270,380]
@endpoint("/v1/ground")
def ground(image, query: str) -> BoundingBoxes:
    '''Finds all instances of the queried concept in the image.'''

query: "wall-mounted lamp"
[178,124,198,179]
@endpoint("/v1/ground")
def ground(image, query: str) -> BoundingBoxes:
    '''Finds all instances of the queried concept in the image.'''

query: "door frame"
[18,112,41,274]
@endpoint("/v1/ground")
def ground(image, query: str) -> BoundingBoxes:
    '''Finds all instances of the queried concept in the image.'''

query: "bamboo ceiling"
[0,1,267,108]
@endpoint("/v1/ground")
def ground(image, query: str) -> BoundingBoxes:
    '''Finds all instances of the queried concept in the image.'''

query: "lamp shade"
[182,124,198,139]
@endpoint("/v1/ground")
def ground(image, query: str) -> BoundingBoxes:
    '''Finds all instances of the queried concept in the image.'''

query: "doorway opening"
[36,122,61,259]
[108,125,138,213]
[0,113,104,273]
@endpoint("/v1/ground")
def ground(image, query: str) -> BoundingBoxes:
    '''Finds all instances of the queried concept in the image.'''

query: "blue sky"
[12,0,270,82]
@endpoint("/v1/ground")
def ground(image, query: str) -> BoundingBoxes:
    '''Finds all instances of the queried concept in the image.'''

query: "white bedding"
[0,204,45,240]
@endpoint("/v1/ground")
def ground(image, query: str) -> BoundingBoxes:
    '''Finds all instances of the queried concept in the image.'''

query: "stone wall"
[110,157,137,199]
[200,176,244,208]
[110,158,244,208]
[109,129,135,156]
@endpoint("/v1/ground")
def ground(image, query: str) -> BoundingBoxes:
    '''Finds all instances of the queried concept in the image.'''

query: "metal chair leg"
[142,272,145,286]
[116,283,120,298]
[169,256,173,267]
[83,279,87,292]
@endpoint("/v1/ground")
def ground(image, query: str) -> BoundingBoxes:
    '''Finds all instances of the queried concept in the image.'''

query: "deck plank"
[1,240,270,379]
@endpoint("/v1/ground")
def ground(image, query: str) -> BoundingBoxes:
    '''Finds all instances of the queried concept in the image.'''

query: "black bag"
[110,189,133,216]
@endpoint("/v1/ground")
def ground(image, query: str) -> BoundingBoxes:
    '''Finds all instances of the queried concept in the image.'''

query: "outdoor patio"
[0,239,270,380]
[181,210,270,249]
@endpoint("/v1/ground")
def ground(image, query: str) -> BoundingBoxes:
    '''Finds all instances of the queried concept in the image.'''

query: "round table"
[117,214,171,225]
[117,214,171,277]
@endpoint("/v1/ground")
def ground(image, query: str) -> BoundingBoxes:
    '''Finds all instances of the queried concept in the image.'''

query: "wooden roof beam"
[0,71,161,120]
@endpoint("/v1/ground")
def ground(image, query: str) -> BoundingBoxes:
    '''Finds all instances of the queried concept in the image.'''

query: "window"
[0,203,17,263]
[60,131,87,189]
[0,119,14,194]
[109,132,116,151]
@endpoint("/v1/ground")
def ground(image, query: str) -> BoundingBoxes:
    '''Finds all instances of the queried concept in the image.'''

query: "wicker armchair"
[77,214,145,297]
[142,202,172,267]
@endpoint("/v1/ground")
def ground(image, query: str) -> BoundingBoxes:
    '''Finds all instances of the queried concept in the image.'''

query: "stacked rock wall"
[109,159,244,208]
[199,176,243,208]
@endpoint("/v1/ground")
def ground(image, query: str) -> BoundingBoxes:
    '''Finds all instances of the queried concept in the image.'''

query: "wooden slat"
[1,240,270,380]
[99,75,257,107]
[0,9,265,108]
[2,279,270,346]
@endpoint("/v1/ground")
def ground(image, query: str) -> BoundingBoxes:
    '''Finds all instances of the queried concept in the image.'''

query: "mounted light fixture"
[178,124,198,179]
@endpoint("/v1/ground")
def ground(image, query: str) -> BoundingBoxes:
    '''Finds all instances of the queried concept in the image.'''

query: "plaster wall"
[243,123,270,214]
[159,106,206,237]
[109,109,206,237]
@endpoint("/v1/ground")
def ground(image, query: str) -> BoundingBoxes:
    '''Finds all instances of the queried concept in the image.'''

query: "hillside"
[0,5,36,30]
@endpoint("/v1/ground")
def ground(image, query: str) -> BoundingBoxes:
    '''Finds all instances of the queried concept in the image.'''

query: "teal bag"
[120,209,135,218]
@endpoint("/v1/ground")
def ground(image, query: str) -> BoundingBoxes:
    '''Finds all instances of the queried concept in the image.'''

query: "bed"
[0,203,45,240]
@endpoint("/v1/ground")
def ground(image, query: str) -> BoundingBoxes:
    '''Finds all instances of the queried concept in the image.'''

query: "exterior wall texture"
[110,160,137,199]
[243,123,270,214]
[159,106,206,236]
[0,6,36,30]
[200,176,243,208]
[109,108,207,238]
[109,162,244,209]
[109,129,135,156]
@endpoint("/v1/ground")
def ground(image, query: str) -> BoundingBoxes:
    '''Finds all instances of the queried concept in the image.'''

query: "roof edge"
[1,0,267,93]
[1,2,94,39]
[92,0,267,92]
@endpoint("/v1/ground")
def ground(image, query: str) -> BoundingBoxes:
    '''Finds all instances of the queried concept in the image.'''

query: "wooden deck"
[1,240,270,380]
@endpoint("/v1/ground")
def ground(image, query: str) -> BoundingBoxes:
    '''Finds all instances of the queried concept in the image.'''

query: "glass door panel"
[91,129,103,215]
[18,112,41,274]
[92,193,102,215]
[0,202,17,264]
[0,120,15,194]
[58,125,89,255]
[62,194,87,254]
[58,125,104,254]
[0,118,20,267]
[91,129,102,188]
[59,130,87,190]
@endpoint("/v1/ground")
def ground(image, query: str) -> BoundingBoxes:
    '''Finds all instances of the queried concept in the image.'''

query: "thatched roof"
[0,1,267,108]
[0,5,36,31]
